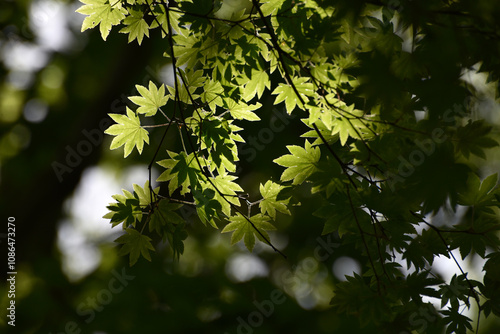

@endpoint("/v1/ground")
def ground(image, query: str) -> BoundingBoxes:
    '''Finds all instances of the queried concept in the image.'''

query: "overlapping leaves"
[104,181,187,264]
[78,1,500,332]
[77,0,127,40]
[222,213,276,251]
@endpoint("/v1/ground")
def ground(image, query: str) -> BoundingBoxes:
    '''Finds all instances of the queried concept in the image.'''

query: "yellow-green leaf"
[105,107,149,157]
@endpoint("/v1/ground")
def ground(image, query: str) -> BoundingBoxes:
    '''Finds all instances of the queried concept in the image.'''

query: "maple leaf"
[273,140,320,185]
[224,99,261,121]
[204,173,243,217]
[129,81,169,116]
[242,69,270,101]
[115,228,155,266]
[272,77,314,113]
[458,173,498,207]
[103,180,158,228]
[105,107,149,157]
[157,151,204,196]
[330,104,373,146]
[119,7,149,45]
[186,112,241,173]
[148,199,184,235]
[259,180,290,219]
[103,189,141,228]
[201,80,224,111]
[133,180,159,207]
[222,213,276,251]
[77,0,127,40]
[169,223,188,260]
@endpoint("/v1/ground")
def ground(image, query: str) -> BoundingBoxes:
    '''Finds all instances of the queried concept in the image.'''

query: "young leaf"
[193,187,221,228]
[133,180,159,207]
[76,0,127,40]
[157,151,204,196]
[119,7,149,44]
[330,105,373,146]
[103,189,141,228]
[201,80,224,111]
[225,99,261,121]
[129,81,169,116]
[205,173,244,217]
[187,113,240,173]
[105,107,149,157]
[259,180,290,219]
[115,228,155,266]
[272,78,314,114]
[273,140,320,185]
[242,69,270,101]
[222,213,276,251]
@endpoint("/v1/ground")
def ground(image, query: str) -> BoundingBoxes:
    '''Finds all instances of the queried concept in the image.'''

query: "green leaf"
[242,69,270,101]
[259,180,290,219]
[193,187,221,228]
[105,107,149,157]
[403,228,449,270]
[273,140,320,185]
[205,173,243,217]
[115,228,155,266]
[169,223,188,259]
[449,215,500,259]
[330,104,374,146]
[439,274,473,309]
[330,273,395,326]
[149,5,182,37]
[201,80,224,111]
[302,116,340,146]
[260,0,286,16]
[157,151,204,196]
[133,180,159,207]
[441,309,473,334]
[129,81,169,116]
[458,173,498,207]
[104,180,158,228]
[315,201,371,237]
[455,120,498,159]
[272,78,314,114]
[148,199,184,235]
[76,0,127,40]
[173,33,202,68]
[119,7,149,44]
[187,112,240,173]
[103,189,141,228]
[222,213,276,251]
[225,99,261,121]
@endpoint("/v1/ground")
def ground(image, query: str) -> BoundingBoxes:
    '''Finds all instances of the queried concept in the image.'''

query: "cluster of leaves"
[77,0,500,332]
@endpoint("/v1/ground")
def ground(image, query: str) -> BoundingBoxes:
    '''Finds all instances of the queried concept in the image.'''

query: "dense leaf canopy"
[83,0,500,331]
